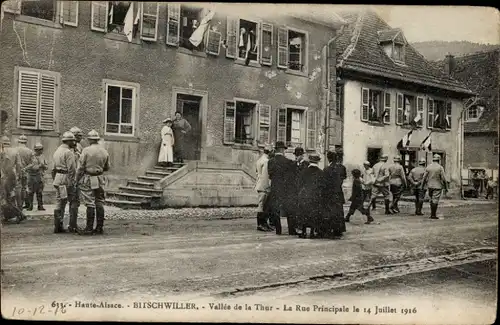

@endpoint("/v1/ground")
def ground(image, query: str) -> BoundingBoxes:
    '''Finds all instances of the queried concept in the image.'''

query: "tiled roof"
[442,49,499,133]
[335,10,474,96]
[377,28,402,43]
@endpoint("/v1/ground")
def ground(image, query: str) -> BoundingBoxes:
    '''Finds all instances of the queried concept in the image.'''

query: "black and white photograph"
[0,1,498,323]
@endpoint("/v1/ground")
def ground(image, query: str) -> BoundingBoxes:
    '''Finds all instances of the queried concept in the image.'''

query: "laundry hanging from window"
[189,9,215,47]
[238,21,259,65]
[107,1,138,39]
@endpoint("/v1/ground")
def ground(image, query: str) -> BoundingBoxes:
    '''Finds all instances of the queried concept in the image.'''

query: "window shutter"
[276,106,287,143]
[427,98,434,129]
[166,3,180,46]
[140,2,159,42]
[396,93,404,125]
[417,96,424,127]
[306,109,316,150]
[260,22,273,66]
[361,87,369,122]
[61,1,79,26]
[206,30,222,56]
[2,0,21,14]
[18,70,39,129]
[38,73,56,131]
[446,101,452,130]
[223,101,236,144]
[384,92,391,124]
[277,27,288,69]
[258,104,271,145]
[90,1,108,32]
[225,17,238,59]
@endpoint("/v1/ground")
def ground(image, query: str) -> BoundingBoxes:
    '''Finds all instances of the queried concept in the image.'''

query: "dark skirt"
[173,131,185,160]
[324,201,346,235]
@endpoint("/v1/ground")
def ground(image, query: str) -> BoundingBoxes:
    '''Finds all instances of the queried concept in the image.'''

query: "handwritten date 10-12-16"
[11,301,68,317]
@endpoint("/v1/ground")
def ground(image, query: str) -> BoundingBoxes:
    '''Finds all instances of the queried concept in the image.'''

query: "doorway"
[367,147,381,167]
[176,93,202,160]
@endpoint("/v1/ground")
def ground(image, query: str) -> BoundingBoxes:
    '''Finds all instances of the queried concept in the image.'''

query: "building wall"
[0,2,336,181]
[342,79,464,188]
[464,133,499,169]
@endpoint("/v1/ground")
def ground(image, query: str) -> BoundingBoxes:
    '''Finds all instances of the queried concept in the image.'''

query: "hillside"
[411,41,500,62]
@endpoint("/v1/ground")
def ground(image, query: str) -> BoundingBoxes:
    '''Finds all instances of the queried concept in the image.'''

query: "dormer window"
[378,28,407,64]
[465,105,484,122]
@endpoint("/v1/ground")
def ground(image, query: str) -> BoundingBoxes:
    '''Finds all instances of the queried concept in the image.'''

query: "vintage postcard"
[0,1,498,324]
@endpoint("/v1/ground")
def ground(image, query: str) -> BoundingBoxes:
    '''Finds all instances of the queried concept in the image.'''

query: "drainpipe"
[458,96,479,199]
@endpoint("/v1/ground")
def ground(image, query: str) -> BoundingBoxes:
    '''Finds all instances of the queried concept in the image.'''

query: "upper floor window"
[166,4,220,55]
[361,87,391,124]
[7,0,78,26]
[21,0,55,21]
[15,66,60,131]
[276,106,316,150]
[277,27,308,73]
[396,94,424,127]
[104,80,139,136]
[427,98,451,131]
[91,1,159,42]
[465,105,484,122]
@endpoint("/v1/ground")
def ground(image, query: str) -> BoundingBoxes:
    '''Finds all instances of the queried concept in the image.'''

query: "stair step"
[137,176,162,183]
[127,180,156,189]
[153,166,182,171]
[107,191,154,203]
[155,163,185,168]
[119,186,163,197]
[105,199,144,209]
[145,170,172,177]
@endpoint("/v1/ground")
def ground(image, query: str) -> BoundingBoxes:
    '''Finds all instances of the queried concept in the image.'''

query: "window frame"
[223,97,260,146]
[236,17,262,65]
[14,66,60,132]
[282,104,308,149]
[90,1,108,32]
[140,2,159,42]
[14,0,63,29]
[102,79,140,138]
[465,105,482,122]
[427,96,452,131]
[278,25,309,75]
[59,0,79,26]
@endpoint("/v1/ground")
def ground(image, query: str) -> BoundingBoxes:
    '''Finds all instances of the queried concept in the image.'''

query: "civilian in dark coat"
[322,151,347,238]
[267,141,297,235]
[297,154,325,238]
[289,147,309,235]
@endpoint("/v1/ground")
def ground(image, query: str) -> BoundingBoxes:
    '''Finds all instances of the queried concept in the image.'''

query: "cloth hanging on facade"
[189,10,215,47]
[239,28,246,48]
[290,37,302,46]
[123,3,134,42]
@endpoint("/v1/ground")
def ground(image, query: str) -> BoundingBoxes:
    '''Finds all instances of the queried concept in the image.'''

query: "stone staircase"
[105,163,185,209]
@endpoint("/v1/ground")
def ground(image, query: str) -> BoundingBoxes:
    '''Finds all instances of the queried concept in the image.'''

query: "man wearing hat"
[70,126,85,158]
[291,147,309,234]
[371,154,393,215]
[297,153,324,238]
[408,158,427,215]
[0,135,26,223]
[294,147,309,172]
[24,143,48,211]
[52,131,78,233]
[254,145,272,231]
[267,141,296,235]
[16,134,35,209]
[388,155,407,214]
[422,154,448,219]
[322,151,347,238]
[76,130,110,235]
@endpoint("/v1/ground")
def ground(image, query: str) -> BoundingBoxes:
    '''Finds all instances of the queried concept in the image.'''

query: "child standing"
[345,169,374,224]
[158,118,175,167]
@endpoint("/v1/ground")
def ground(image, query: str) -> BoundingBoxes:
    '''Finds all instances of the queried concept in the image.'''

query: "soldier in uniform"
[422,154,448,220]
[388,155,407,214]
[76,130,110,235]
[52,131,78,233]
[25,143,48,211]
[408,158,427,215]
[69,127,84,230]
[16,134,35,209]
[370,154,393,215]
[1,136,26,223]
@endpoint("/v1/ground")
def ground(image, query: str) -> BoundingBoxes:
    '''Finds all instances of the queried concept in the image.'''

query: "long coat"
[268,153,296,213]
[322,162,347,234]
[158,125,175,163]
[172,118,192,159]
[254,154,270,192]
[297,165,325,227]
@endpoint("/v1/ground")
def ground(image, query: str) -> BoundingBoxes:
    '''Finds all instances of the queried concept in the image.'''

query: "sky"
[210,4,499,45]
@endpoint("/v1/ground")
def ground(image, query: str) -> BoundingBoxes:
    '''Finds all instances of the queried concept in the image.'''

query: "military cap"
[380,154,388,161]
[87,129,100,140]
[69,127,83,135]
[61,131,76,142]
[34,143,43,150]
[394,155,401,161]
[418,158,426,165]
[1,135,10,145]
[363,161,371,166]
[433,154,441,161]
[18,134,28,143]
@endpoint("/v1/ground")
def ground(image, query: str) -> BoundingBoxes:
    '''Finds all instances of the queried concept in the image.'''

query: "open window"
[223,99,259,145]
[379,29,406,64]
[276,106,315,150]
[277,27,308,73]
[361,88,389,123]
[237,19,259,63]
[427,98,451,130]
[396,94,423,127]
[465,105,484,122]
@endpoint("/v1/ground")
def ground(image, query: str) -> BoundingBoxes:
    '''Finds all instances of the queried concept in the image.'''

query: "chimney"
[444,53,456,76]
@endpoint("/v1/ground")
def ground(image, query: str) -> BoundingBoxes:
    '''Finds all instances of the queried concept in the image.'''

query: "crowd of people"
[1,127,111,236]
[254,141,452,239]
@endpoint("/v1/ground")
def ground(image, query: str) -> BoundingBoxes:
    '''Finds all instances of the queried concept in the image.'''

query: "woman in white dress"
[158,118,175,167]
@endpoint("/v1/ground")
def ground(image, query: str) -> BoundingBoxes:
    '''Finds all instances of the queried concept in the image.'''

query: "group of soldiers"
[254,143,449,239]
[1,127,110,235]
